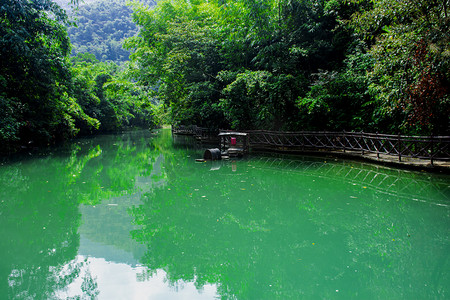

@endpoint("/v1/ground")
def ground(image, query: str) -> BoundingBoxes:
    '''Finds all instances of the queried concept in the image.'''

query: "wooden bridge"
[243,130,450,164]
[172,125,218,143]
[172,126,450,166]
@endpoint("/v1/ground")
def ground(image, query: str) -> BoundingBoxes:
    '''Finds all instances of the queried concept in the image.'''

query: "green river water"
[0,129,448,299]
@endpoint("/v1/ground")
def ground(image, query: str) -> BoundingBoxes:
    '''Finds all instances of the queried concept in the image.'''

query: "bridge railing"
[172,126,450,163]
[244,130,450,163]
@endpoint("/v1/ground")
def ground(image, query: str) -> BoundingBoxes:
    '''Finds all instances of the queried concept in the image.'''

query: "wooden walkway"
[172,125,218,143]
[172,126,450,170]
[243,130,449,166]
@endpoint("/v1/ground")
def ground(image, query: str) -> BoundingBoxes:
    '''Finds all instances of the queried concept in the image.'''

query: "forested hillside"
[67,0,156,62]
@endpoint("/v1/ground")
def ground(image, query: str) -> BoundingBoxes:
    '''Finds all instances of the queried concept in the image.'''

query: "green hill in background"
[63,0,156,63]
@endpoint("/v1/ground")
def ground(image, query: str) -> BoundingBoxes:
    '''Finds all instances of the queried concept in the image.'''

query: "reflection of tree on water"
[0,130,167,299]
[130,146,449,299]
[0,129,447,298]
[0,165,82,299]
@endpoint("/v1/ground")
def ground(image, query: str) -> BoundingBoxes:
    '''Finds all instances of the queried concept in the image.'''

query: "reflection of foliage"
[0,169,81,298]
[1,129,447,298]
[80,260,100,300]
[66,144,102,183]
[130,142,449,299]
[0,129,164,298]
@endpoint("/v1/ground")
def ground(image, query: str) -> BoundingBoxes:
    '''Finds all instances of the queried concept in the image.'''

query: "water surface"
[1,129,449,299]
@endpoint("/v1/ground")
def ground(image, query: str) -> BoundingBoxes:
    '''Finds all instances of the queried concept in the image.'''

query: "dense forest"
[0,0,156,153]
[1,0,449,154]
[126,0,449,134]
[66,0,156,62]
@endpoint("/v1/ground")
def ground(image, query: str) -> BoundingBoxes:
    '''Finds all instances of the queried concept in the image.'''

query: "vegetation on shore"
[0,0,448,153]
[0,0,155,153]
[127,0,449,135]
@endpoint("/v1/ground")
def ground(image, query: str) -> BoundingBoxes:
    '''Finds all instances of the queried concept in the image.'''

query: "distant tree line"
[126,0,449,135]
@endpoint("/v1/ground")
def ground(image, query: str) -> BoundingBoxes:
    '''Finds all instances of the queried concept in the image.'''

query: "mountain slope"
[63,0,156,62]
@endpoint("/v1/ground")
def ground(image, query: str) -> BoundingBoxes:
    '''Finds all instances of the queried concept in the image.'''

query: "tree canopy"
[0,0,88,148]
[126,0,449,134]
[0,0,156,153]
[351,0,449,134]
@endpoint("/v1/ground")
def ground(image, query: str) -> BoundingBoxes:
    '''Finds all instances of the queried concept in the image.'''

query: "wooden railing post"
[376,132,380,159]
[430,135,434,166]
[301,132,304,151]
[342,130,346,153]
[398,133,402,162]
[361,131,364,155]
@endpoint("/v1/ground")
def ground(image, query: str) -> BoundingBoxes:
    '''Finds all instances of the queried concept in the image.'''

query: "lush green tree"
[3,0,445,154]
[0,0,97,152]
[126,0,448,135]
[0,0,156,154]
[126,0,355,130]
[297,47,375,131]
[350,0,450,134]
[69,53,103,133]
[219,70,303,129]
[70,53,156,132]
[126,0,226,128]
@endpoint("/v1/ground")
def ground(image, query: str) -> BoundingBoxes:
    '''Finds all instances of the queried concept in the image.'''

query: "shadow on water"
[0,129,448,299]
